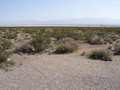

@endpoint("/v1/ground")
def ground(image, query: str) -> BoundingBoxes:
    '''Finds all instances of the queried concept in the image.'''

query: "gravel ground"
[0,54,120,90]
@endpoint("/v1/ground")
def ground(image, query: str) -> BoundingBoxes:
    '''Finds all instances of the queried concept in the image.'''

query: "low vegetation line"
[0,27,120,70]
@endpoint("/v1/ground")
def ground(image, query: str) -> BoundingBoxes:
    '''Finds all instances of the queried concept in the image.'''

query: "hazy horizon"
[1,0,120,26]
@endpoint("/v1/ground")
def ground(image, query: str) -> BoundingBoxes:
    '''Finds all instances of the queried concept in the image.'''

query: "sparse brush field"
[0,26,120,69]
[1,26,120,90]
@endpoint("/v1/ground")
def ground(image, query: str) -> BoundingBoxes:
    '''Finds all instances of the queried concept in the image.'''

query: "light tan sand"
[0,53,120,90]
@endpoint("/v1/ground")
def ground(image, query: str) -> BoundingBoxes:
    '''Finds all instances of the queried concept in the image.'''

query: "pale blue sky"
[0,0,120,25]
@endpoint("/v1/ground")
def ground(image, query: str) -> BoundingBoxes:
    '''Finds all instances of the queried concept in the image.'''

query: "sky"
[0,0,120,25]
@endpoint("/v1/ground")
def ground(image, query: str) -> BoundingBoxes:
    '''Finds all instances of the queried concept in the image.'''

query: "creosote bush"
[0,38,11,69]
[0,38,11,63]
[0,38,11,51]
[112,39,120,55]
[88,49,112,61]
[0,29,18,40]
[87,35,104,45]
[31,33,51,53]
[0,37,15,70]
[0,52,9,63]
[54,39,78,54]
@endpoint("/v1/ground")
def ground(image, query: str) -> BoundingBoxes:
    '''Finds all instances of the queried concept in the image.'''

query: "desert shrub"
[51,30,70,40]
[0,30,17,39]
[112,39,120,55]
[31,33,51,53]
[68,30,84,40]
[0,52,9,63]
[0,50,14,71]
[51,29,83,40]
[88,49,112,61]
[0,38,11,51]
[88,35,104,44]
[54,44,75,54]
[83,31,96,42]
[0,38,14,70]
[4,31,17,39]
[54,38,78,54]
[103,32,120,44]
[0,38,11,63]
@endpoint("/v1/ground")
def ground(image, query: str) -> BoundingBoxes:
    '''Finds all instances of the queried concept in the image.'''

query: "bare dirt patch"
[0,50,120,90]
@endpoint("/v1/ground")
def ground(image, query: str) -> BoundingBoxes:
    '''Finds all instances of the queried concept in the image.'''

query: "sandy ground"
[0,53,120,90]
